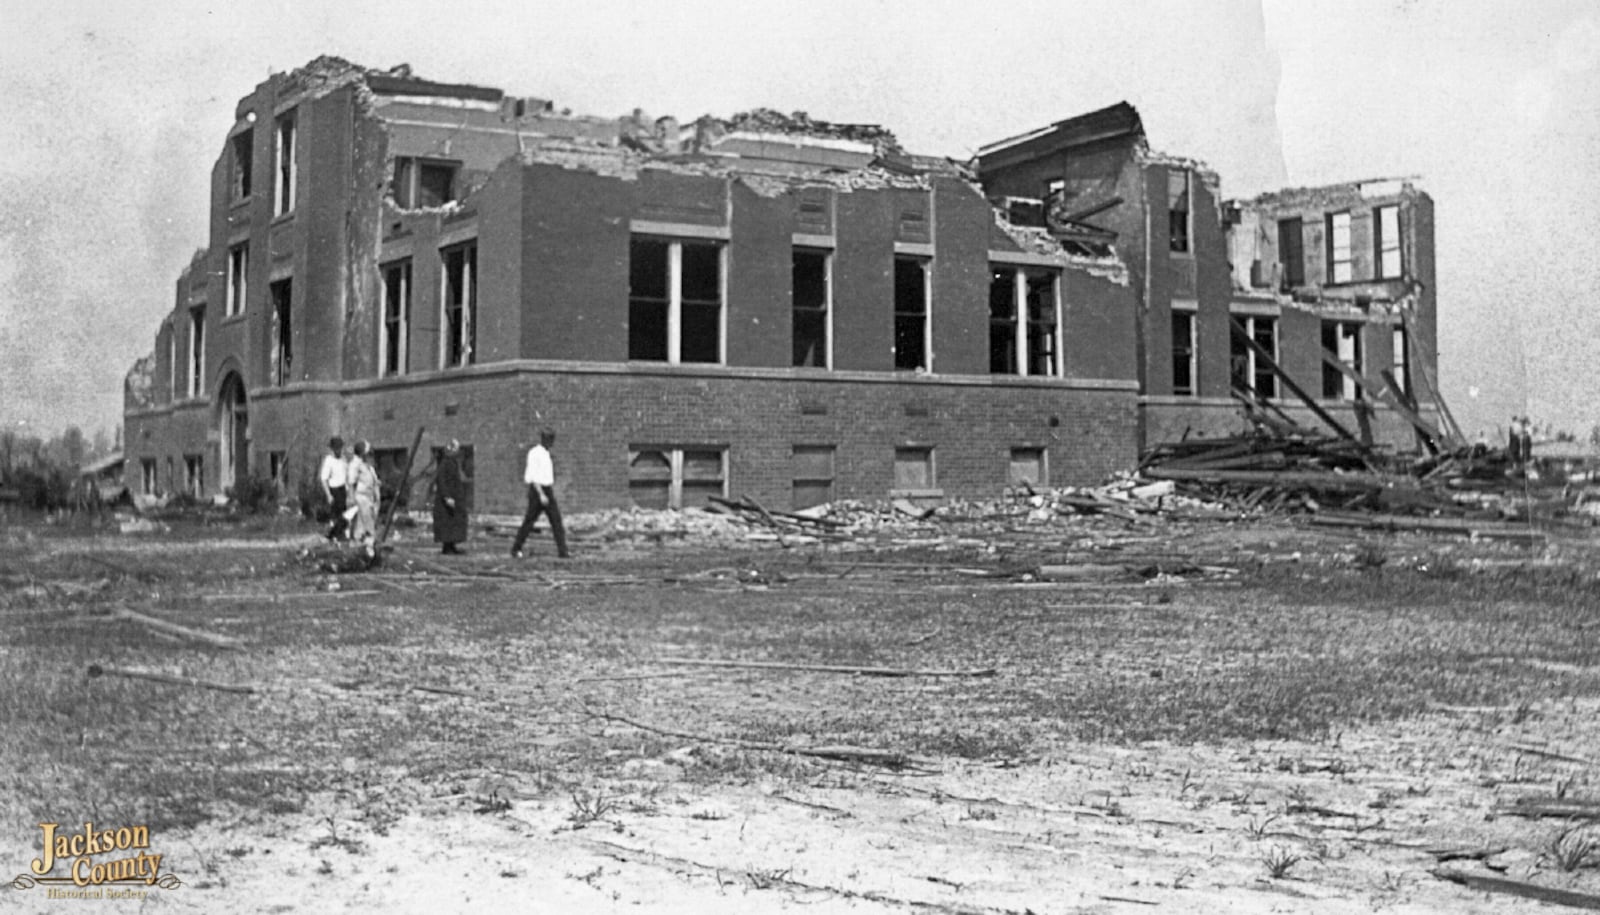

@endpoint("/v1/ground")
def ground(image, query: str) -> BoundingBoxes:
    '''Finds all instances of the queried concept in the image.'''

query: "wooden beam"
[656,657,997,678]
[1229,317,1361,444]
[1142,466,1394,491]
[1433,868,1600,910]
[375,425,426,554]
[1318,349,1444,453]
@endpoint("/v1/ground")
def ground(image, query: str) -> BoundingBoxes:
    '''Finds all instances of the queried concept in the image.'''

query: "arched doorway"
[217,372,248,492]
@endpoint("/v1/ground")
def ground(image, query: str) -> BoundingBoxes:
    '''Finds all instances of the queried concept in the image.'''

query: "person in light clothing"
[347,440,382,547]
[510,428,570,559]
[319,436,350,541]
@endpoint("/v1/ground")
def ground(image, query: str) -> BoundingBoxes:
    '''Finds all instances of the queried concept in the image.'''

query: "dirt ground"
[2,507,1599,914]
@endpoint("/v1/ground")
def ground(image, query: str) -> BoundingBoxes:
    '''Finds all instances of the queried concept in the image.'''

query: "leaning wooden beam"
[1229,317,1361,444]
[88,663,255,694]
[656,657,997,678]
[1318,349,1443,452]
[114,606,243,651]
[1400,313,1466,445]
[373,424,427,558]
[585,707,931,771]
[1432,868,1600,910]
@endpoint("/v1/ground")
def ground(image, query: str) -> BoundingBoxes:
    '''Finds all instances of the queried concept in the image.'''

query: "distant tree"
[58,426,86,468]
[91,427,112,458]
[1590,424,1600,447]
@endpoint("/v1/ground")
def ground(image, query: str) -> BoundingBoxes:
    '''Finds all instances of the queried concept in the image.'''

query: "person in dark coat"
[432,439,469,554]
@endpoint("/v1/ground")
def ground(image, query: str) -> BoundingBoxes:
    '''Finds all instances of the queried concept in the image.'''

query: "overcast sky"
[2,0,1597,443]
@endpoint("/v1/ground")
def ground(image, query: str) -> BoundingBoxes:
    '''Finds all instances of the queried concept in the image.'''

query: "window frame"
[187,306,205,399]
[440,242,477,369]
[892,446,936,493]
[1170,309,1197,397]
[791,248,832,369]
[1321,320,1364,401]
[1277,217,1305,289]
[1392,325,1411,396]
[1326,211,1353,284]
[226,243,248,318]
[627,445,729,510]
[1008,447,1048,489]
[892,256,932,372]
[1168,168,1192,254]
[230,129,253,202]
[628,236,726,366]
[274,110,297,217]
[381,259,412,377]
[1230,314,1278,399]
[791,444,836,510]
[392,156,461,209]
[269,277,292,386]
[184,453,205,498]
[1374,204,1402,279]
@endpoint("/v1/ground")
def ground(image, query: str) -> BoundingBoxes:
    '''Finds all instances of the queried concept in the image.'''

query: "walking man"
[510,428,570,559]
[320,436,349,541]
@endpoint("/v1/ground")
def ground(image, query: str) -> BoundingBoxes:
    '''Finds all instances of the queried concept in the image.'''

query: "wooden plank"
[1230,317,1362,444]
[1432,868,1600,910]
[655,657,997,678]
[1142,466,1394,491]
[114,607,243,650]
[375,425,427,552]
[88,663,255,694]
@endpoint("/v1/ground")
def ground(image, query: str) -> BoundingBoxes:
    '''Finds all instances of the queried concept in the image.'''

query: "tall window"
[167,330,178,401]
[1168,169,1191,253]
[381,260,411,376]
[628,237,723,364]
[1277,217,1304,289]
[441,243,476,368]
[231,129,253,201]
[1392,326,1411,396]
[792,249,830,368]
[184,454,205,498]
[270,278,292,386]
[1171,311,1196,396]
[275,112,297,217]
[1374,204,1402,279]
[1229,315,1278,399]
[1326,211,1352,283]
[989,266,1059,376]
[226,244,248,317]
[392,157,459,209]
[140,459,158,496]
[1321,321,1363,401]
[893,257,930,371]
[188,306,205,399]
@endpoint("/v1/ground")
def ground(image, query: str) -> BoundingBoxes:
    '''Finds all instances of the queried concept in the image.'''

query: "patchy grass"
[2,520,1599,842]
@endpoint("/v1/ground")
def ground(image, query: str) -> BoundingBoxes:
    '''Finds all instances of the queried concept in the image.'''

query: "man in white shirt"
[510,428,570,559]
[319,436,350,541]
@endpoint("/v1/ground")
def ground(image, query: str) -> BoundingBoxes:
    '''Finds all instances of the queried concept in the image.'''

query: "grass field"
[2,513,1598,912]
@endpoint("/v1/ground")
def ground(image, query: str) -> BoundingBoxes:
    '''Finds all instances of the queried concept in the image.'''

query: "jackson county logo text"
[9,822,182,896]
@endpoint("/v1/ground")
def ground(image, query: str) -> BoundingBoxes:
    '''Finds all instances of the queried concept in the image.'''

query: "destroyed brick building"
[122,57,1439,514]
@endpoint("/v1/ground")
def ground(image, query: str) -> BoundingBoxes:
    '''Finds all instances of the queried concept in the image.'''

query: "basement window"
[791,445,835,510]
[270,278,292,386]
[1326,211,1352,283]
[392,157,460,209]
[1229,315,1278,399]
[1277,217,1305,289]
[1009,448,1047,488]
[226,244,248,317]
[628,447,727,510]
[893,257,930,371]
[188,306,205,399]
[1168,169,1191,254]
[628,237,724,364]
[893,447,935,492]
[792,249,831,368]
[1374,204,1402,279]
[1171,310,1197,397]
[184,454,204,498]
[231,129,253,201]
[441,243,476,368]
[275,111,297,217]
[381,259,411,376]
[1321,320,1363,401]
